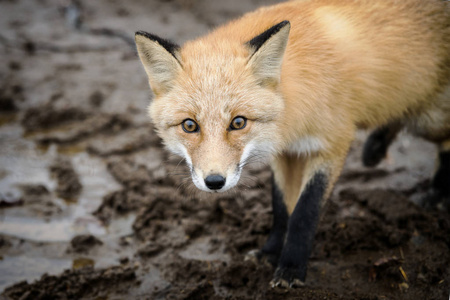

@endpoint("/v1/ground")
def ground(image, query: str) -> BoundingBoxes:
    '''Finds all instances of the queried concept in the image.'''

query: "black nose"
[204,174,226,190]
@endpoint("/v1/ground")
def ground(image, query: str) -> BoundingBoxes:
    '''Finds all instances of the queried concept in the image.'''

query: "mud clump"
[94,158,186,224]
[87,126,160,156]
[69,234,103,253]
[182,219,204,239]
[0,235,12,249]
[94,166,184,224]
[159,256,356,300]
[106,159,154,187]
[35,114,131,144]
[0,192,23,208]
[315,188,435,257]
[50,157,82,200]
[369,256,403,283]
[137,242,163,258]
[21,105,89,132]
[160,255,218,298]
[3,265,136,300]
[88,90,104,107]
[131,192,189,246]
[106,158,176,188]
[18,184,62,217]
[0,81,23,112]
[95,188,150,223]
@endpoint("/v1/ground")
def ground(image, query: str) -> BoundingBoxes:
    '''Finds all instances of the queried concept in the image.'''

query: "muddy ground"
[0,0,449,299]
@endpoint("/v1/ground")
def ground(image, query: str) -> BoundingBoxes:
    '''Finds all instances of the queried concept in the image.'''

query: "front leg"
[422,145,450,210]
[271,171,327,288]
[269,152,346,288]
[246,175,288,266]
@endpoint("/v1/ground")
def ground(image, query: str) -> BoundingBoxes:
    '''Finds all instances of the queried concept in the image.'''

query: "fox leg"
[362,122,402,167]
[422,141,450,210]
[269,151,346,288]
[246,175,289,266]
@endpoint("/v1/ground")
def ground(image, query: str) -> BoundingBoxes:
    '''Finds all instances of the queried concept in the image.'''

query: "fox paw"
[244,249,278,267]
[270,267,305,289]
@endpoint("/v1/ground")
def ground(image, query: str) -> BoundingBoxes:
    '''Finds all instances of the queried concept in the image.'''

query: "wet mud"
[0,0,449,299]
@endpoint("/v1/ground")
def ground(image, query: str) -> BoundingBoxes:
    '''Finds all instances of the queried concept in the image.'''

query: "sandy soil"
[0,0,449,299]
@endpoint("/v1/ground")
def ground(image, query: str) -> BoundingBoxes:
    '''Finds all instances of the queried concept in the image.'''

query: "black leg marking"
[423,151,450,210]
[246,176,288,266]
[272,172,327,288]
[432,151,450,196]
[363,123,401,167]
[260,176,289,266]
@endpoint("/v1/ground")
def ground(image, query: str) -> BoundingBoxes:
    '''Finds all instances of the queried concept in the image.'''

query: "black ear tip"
[247,20,291,50]
[279,20,290,27]
[135,30,152,38]
[134,31,181,58]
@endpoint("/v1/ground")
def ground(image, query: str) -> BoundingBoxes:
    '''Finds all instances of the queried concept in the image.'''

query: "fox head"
[135,21,290,192]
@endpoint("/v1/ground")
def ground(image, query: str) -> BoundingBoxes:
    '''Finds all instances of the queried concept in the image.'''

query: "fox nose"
[204,174,226,190]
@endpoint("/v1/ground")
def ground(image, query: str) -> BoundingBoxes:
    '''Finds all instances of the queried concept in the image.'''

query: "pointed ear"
[246,21,290,86]
[135,31,182,96]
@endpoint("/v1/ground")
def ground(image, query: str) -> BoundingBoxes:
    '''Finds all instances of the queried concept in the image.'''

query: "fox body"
[135,0,450,288]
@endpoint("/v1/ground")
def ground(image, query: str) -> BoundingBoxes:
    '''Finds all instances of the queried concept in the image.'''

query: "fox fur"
[135,0,450,288]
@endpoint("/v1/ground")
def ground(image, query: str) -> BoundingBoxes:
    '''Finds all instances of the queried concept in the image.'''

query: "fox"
[135,0,450,288]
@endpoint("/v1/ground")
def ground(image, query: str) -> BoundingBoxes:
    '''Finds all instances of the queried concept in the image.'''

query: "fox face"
[136,22,290,192]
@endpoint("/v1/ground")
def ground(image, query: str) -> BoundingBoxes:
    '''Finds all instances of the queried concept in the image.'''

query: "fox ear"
[135,31,182,96]
[246,21,290,86]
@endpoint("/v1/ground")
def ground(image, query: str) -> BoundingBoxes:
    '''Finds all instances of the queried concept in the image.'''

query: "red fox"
[135,0,450,288]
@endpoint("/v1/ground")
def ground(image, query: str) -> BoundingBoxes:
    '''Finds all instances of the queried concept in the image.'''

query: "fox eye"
[229,116,247,130]
[181,119,199,133]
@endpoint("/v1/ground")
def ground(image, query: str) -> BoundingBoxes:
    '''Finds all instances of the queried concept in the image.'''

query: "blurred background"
[0,0,448,299]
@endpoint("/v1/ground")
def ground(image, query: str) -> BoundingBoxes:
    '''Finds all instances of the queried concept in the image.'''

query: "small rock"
[70,234,103,253]
[137,242,162,258]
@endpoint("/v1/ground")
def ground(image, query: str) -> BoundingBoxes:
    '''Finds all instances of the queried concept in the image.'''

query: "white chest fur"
[287,136,326,156]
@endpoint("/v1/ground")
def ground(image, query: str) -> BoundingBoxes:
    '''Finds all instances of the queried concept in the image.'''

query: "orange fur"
[136,0,450,209]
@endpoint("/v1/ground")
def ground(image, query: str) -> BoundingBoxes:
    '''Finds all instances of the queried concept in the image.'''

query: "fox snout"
[204,174,226,190]
[190,164,242,193]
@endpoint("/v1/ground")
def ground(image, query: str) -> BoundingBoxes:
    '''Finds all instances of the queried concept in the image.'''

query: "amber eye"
[181,119,199,133]
[229,116,247,130]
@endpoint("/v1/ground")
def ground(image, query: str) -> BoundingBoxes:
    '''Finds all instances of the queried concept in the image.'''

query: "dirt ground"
[0,0,449,299]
